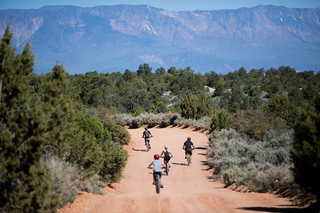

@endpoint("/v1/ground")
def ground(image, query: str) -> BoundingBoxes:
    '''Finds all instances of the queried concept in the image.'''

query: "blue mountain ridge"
[0,4,319,74]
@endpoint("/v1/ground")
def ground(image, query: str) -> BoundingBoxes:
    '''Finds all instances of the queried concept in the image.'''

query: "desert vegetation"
[1,24,320,212]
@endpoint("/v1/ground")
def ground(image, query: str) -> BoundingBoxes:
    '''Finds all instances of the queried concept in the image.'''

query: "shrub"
[42,154,80,207]
[131,116,144,128]
[206,129,296,194]
[292,95,320,201]
[103,118,131,145]
[194,116,211,130]
[147,114,162,127]
[110,114,133,126]
[79,175,107,195]
[210,110,233,133]
[223,167,246,186]
[159,113,180,127]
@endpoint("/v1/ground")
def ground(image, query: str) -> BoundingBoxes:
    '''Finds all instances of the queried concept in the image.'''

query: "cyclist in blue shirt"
[147,154,164,188]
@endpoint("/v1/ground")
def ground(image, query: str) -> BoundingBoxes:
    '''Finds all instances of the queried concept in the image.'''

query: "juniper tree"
[0,25,55,212]
[180,92,214,119]
[0,25,72,212]
[292,95,320,201]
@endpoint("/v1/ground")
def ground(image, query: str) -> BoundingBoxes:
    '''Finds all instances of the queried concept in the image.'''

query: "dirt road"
[59,126,301,213]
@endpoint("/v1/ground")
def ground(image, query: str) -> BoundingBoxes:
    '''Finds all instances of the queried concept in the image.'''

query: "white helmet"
[164,145,168,149]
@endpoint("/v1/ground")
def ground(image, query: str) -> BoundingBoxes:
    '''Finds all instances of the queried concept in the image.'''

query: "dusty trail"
[59,126,301,213]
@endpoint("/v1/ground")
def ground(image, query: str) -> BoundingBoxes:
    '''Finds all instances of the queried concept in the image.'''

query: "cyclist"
[142,127,153,148]
[183,137,195,163]
[147,154,164,188]
[160,145,173,168]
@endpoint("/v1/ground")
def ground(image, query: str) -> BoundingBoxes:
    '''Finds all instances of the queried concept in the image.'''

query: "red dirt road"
[59,126,301,213]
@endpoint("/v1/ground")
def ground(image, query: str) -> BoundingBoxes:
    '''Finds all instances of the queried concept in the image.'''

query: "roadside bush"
[42,154,79,207]
[206,129,296,194]
[173,116,187,126]
[102,118,131,145]
[79,175,107,195]
[247,165,296,193]
[194,116,211,130]
[147,114,162,127]
[110,114,133,126]
[223,167,246,186]
[131,116,144,128]
[159,113,180,127]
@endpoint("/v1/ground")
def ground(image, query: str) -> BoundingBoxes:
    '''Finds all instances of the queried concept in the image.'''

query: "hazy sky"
[1,0,320,11]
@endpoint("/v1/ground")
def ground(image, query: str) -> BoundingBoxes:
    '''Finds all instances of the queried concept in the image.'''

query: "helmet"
[154,154,160,159]
[164,145,168,149]
[187,137,191,140]
[145,127,148,130]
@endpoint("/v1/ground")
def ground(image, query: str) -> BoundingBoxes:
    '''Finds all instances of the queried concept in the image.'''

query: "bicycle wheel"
[187,154,190,166]
[155,174,160,194]
[165,162,169,176]
[146,141,150,152]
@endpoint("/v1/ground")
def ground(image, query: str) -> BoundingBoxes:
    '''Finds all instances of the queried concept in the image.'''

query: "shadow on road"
[194,146,208,150]
[132,148,148,152]
[172,162,190,166]
[237,206,305,213]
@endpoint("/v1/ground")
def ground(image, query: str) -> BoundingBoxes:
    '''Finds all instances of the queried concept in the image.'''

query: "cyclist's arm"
[192,144,195,149]
[147,162,153,168]
[160,150,164,157]
[170,152,173,157]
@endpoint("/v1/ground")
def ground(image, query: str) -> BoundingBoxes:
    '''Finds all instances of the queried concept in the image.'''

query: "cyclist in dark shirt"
[142,127,153,148]
[183,137,195,163]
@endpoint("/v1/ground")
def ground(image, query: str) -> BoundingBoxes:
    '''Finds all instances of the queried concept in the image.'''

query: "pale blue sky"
[1,0,320,11]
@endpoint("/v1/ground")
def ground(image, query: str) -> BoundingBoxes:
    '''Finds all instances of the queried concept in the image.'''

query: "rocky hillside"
[1,5,319,74]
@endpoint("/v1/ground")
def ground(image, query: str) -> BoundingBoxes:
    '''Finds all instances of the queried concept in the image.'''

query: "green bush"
[210,110,233,133]
[292,95,320,201]
[103,118,131,145]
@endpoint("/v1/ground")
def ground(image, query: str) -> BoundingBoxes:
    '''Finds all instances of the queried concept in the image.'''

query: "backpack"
[144,130,150,138]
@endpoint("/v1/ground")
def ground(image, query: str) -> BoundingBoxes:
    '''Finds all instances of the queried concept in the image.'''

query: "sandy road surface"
[59,126,302,213]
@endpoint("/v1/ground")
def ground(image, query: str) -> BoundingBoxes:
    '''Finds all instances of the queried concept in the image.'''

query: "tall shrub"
[292,95,320,200]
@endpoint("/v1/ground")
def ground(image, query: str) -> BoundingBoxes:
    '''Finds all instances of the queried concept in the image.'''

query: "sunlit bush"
[206,129,296,194]
[42,154,80,207]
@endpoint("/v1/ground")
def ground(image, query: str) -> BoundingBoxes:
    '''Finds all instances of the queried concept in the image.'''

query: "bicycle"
[163,157,172,176]
[185,148,193,166]
[186,153,191,166]
[144,136,152,152]
[145,139,151,152]
[155,173,161,194]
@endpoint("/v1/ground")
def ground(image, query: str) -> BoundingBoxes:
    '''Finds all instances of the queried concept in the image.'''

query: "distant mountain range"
[1,5,320,74]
